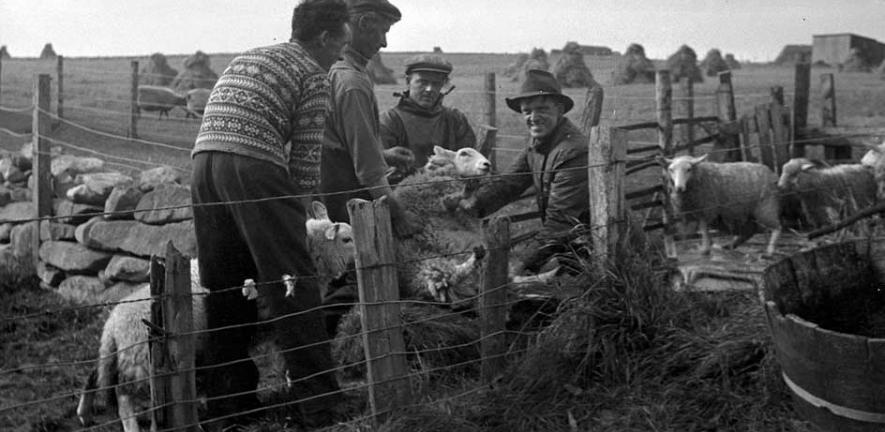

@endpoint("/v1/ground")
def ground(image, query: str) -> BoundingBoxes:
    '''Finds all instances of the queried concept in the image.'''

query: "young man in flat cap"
[453,69,590,275]
[379,54,477,182]
[320,0,418,234]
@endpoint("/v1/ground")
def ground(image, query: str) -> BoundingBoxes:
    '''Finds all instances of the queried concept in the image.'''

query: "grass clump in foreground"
[364,223,819,432]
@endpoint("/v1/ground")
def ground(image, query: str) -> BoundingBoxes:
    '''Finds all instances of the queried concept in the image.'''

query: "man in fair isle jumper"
[189,0,350,429]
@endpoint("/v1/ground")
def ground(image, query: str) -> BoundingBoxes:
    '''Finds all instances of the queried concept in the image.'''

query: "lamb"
[184,88,211,119]
[860,139,885,201]
[777,157,876,228]
[136,85,186,120]
[76,201,355,432]
[666,154,781,256]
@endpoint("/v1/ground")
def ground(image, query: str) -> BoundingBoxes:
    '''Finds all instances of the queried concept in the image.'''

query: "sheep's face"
[426,146,491,177]
[666,155,706,195]
[777,158,817,190]
[307,201,356,278]
[860,139,885,167]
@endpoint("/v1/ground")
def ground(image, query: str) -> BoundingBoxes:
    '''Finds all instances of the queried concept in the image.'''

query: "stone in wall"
[138,165,181,192]
[51,155,105,177]
[100,255,150,283]
[0,223,11,242]
[37,260,65,288]
[65,172,133,206]
[0,201,35,223]
[76,219,196,258]
[10,221,38,259]
[57,276,106,304]
[40,221,77,241]
[104,185,143,220]
[39,240,114,273]
[134,183,193,225]
[9,186,30,202]
[54,199,104,225]
[0,158,27,183]
[0,186,12,207]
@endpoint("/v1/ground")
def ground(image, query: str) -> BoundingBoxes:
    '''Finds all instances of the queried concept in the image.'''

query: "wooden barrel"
[762,240,885,432]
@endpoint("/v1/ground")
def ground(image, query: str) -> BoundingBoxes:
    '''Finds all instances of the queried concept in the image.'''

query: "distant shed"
[812,33,885,67]
[551,44,613,56]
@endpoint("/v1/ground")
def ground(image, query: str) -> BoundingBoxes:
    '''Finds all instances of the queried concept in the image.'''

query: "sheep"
[665,154,781,256]
[76,201,355,432]
[136,85,186,120]
[777,157,876,228]
[184,88,211,119]
[391,146,492,305]
[860,139,885,201]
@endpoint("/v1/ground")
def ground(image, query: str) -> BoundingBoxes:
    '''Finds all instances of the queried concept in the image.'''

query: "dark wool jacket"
[473,117,589,242]
[379,92,477,168]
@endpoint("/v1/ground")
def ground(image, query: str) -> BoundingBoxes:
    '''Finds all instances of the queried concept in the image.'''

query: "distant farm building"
[812,33,885,69]
[773,45,811,65]
[551,44,613,56]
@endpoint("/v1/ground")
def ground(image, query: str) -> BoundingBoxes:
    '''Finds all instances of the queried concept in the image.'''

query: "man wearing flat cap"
[379,54,477,182]
[453,69,589,275]
[320,0,418,235]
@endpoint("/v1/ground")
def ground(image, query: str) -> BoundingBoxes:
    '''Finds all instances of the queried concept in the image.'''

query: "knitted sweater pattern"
[193,41,329,191]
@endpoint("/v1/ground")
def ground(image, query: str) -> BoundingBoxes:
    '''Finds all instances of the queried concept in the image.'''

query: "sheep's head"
[306,201,355,280]
[425,146,491,177]
[860,138,885,167]
[777,158,819,190]
[665,154,707,195]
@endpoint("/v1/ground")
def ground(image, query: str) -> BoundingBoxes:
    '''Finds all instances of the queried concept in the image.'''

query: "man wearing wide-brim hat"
[379,54,477,182]
[453,69,590,275]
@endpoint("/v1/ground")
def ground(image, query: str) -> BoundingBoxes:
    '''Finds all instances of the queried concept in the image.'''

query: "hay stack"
[876,60,885,79]
[773,45,811,65]
[367,52,397,85]
[666,44,703,83]
[724,53,741,70]
[612,43,656,85]
[510,48,549,82]
[701,48,730,77]
[504,53,529,78]
[0,45,10,60]
[552,41,598,88]
[841,47,872,72]
[433,46,443,53]
[140,53,178,86]
[170,50,218,93]
[39,43,57,59]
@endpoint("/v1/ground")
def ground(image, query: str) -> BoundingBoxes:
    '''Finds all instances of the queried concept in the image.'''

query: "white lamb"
[666,154,782,256]
[777,157,876,228]
[76,201,355,432]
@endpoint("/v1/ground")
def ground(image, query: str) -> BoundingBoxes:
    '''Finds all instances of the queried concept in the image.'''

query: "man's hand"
[383,146,415,167]
[442,193,479,217]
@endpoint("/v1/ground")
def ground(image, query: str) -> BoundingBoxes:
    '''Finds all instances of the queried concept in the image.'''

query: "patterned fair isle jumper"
[192,41,330,192]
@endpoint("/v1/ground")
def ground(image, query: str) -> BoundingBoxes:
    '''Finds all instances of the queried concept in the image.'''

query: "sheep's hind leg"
[76,368,98,426]
[698,220,712,255]
[117,394,142,432]
[764,228,781,258]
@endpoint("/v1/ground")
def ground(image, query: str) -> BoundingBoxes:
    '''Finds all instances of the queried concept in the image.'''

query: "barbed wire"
[37,107,193,153]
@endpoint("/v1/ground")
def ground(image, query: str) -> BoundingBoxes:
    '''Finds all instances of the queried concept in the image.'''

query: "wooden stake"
[656,70,677,259]
[32,74,52,269]
[821,73,836,128]
[480,216,509,383]
[588,125,627,274]
[679,77,695,155]
[130,60,139,139]
[56,55,64,121]
[484,73,496,128]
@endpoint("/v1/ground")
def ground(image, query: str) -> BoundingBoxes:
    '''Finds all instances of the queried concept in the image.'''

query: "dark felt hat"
[346,0,402,22]
[505,69,574,113]
[404,54,453,75]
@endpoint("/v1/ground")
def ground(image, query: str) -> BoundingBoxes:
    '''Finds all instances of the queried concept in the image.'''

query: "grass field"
[2,51,885,431]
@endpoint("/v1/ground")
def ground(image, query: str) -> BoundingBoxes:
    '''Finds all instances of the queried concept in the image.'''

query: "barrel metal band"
[783,372,885,423]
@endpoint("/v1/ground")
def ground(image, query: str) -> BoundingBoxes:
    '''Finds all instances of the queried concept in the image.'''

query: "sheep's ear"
[433,145,454,158]
[691,154,708,164]
[800,163,816,172]
[385,166,398,179]
[658,155,672,166]
[324,223,341,240]
[312,201,329,221]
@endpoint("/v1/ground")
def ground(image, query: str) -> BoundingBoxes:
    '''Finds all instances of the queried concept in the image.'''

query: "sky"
[2,0,885,61]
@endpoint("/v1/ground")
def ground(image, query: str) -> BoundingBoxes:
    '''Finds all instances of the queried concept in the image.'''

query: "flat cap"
[346,0,402,22]
[404,54,453,75]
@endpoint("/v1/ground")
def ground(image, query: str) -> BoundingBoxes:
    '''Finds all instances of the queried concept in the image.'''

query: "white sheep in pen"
[777,157,876,229]
[666,154,782,257]
[136,85,186,120]
[184,88,211,119]
[76,201,355,432]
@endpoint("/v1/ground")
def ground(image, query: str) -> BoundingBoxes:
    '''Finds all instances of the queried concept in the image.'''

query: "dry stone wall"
[0,143,195,304]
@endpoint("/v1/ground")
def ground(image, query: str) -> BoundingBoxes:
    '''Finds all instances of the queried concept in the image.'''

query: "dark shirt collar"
[530,117,570,154]
[343,46,371,70]
[395,91,444,117]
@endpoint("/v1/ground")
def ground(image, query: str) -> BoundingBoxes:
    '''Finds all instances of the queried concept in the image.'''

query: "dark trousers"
[191,152,339,419]
[319,146,372,224]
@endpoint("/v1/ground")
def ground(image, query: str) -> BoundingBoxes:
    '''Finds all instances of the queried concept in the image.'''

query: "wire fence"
[2,59,884,430]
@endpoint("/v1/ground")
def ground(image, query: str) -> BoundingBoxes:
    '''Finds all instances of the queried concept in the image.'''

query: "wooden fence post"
[56,55,64,122]
[821,73,836,128]
[348,197,411,422]
[476,125,498,171]
[680,77,695,155]
[480,216,509,383]
[792,62,810,144]
[770,86,784,106]
[579,83,604,135]
[588,125,627,275]
[32,74,52,269]
[714,71,741,162]
[656,70,677,259]
[130,60,139,139]
[484,72,496,128]
[149,243,198,432]
[0,56,4,106]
